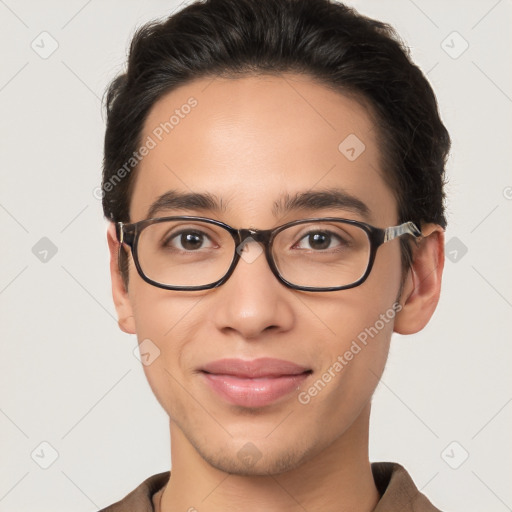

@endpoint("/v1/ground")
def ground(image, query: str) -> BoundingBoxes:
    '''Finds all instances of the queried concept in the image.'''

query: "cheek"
[318,292,397,379]
[309,247,402,356]
[297,246,402,408]
[296,299,396,436]
[129,284,201,400]
[335,246,403,372]
[368,240,404,301]
[129,280,200,340]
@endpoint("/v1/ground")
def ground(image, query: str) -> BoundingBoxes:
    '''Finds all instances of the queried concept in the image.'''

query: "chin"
[196,436,319,477]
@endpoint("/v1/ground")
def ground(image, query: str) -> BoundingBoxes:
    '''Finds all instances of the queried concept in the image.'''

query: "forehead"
[129,73,397,226]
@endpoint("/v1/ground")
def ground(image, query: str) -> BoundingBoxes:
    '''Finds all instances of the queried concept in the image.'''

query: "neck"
[158,403,379,512]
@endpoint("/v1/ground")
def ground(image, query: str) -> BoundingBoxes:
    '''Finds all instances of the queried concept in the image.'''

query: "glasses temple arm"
[383,221,422,242]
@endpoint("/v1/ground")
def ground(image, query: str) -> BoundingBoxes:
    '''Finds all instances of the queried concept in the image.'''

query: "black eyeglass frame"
[116,216,422,292]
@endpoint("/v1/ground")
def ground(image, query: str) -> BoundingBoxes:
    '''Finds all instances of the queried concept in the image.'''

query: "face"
[112,73,412,475]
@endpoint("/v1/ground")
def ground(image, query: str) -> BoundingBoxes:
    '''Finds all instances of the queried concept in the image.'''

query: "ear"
[394,224,445,335]
[106,222,136,334]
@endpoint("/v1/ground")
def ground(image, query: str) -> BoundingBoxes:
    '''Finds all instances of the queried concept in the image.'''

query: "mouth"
[199,358,312,408]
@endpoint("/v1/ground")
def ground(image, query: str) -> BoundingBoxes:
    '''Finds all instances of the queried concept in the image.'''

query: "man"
[99,0,450,510]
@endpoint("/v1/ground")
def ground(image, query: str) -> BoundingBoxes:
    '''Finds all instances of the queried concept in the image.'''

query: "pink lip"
[200,358,311,408]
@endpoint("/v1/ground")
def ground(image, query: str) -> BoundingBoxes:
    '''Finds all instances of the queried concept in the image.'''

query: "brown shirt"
[98,462,442,511]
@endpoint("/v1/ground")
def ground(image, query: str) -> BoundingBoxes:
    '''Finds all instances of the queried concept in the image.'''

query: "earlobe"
[394,224,445,335]
[106,222,136,335]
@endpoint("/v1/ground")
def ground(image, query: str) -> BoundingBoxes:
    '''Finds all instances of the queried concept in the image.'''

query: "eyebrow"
[146,190,227,219]
[273,189,370,219]
[146,188,370,220]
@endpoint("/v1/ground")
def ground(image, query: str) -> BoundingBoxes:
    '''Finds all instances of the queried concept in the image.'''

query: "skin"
[106,73,445,512]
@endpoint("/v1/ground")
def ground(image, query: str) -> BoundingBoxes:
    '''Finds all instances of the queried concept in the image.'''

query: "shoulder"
[371,462,443,512]
[97,471,170,512]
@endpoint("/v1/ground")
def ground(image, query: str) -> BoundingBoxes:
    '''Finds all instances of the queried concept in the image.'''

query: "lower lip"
[202,372,310,408]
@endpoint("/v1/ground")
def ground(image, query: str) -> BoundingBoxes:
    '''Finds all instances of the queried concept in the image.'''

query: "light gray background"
[1,1,511,511]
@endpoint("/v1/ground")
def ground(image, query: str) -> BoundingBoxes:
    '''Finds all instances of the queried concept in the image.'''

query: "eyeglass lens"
[135,219,371,289]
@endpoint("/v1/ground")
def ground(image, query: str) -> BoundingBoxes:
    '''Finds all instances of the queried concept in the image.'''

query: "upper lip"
[200,358,311,378]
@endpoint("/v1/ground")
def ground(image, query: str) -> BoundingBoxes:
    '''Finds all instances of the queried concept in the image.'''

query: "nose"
[212,238,295,340]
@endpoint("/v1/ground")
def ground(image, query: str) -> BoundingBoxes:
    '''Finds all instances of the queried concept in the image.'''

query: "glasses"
[116,216,422,292]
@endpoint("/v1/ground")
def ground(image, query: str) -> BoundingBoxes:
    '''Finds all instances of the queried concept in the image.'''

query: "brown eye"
[293,230,349,251]
[163,229,213,251]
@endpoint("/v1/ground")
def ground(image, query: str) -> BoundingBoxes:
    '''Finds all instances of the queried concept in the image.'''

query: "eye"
[163,229,215,251]
[293,229,350,251]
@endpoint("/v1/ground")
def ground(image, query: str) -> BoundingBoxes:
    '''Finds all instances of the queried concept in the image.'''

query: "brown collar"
[98,462,442,511]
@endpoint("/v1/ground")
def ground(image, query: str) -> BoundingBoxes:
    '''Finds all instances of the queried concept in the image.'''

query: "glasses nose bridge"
[236,227,274,251]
